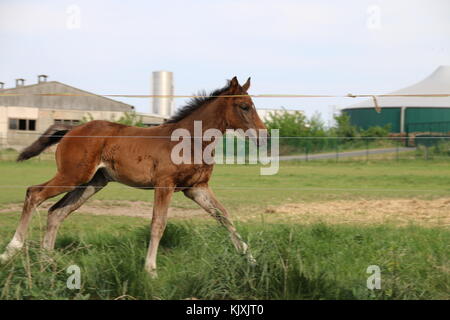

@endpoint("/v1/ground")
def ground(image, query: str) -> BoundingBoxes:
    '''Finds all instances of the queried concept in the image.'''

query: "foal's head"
[166,76,268,144]
[222,77,268,144]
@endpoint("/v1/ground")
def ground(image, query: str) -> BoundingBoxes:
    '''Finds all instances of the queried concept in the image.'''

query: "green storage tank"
[342,66,450,134]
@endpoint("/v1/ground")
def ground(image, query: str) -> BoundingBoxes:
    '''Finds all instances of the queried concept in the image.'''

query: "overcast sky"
[1,0,449,123]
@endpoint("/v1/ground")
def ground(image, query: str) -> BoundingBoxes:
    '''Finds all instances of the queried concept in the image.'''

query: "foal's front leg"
[184,185,256,265]
[144,186,174,278]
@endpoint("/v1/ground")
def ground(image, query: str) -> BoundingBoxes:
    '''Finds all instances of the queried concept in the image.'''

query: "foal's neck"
[174,99,227,134]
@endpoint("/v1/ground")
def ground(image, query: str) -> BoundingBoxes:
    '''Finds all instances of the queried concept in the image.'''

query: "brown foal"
[0,77,267,277]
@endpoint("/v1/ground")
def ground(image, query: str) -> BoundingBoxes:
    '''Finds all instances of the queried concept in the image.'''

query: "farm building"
[0,75,166,150]
[342,66,450,134]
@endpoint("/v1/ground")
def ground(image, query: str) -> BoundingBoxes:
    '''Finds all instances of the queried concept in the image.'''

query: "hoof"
[0,253,9,264]
[247,254,257,267]
[0,252,14,264]
[39,250,55,264]
[147,270,158,279]
[145,266,158,279]
[0,239,23,264]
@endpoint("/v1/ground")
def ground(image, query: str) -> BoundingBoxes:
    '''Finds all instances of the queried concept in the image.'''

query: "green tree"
[265,109,308,137]
[264,109,329,153]
[360,124,391,137]
[331,113,358,138]
[113,111,146,127]
[81,111,146,127]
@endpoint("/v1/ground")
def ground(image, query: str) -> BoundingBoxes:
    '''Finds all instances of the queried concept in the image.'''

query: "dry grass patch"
[262,198,450,227]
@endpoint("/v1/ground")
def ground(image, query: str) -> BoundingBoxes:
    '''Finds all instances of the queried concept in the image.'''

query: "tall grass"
[1,219,448,300]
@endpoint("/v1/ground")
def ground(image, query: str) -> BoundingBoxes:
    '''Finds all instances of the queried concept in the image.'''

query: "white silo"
[151,71,173,117]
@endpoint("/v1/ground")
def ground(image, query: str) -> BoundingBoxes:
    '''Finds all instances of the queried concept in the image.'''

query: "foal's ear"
[229,76,239,89]
[242,77,251,91]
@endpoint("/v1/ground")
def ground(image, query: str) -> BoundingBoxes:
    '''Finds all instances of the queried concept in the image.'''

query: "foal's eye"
[239,104,250,111]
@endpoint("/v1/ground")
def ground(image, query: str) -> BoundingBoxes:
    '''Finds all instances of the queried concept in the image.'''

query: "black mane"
[165,81,231,123]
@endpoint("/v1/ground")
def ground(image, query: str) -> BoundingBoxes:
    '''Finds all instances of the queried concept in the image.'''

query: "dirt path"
[1,198,449,227]
[0,200,208,219]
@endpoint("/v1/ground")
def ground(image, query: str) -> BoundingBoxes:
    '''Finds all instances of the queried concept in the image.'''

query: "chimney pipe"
[16,78,25,87]
[38,74,48,83]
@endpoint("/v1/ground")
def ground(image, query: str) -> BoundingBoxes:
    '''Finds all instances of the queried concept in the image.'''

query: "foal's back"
[55,120,210,189]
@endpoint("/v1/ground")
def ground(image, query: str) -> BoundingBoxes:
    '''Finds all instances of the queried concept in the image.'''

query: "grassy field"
[0,158,449,299]
[1,157,450,207]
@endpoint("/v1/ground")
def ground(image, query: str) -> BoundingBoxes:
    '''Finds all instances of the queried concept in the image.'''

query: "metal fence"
[272,137,446,162]
[2,137,447,163]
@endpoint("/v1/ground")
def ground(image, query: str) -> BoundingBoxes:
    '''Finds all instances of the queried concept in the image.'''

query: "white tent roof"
[345,66,450,109]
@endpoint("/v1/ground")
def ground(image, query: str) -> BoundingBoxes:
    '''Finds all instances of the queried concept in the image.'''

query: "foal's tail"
[17,124,74,162]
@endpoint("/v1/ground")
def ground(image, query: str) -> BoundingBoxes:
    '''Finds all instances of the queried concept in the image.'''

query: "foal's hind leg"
[42,171,108,251]
[183,185,256,265]
[0,174,89,263]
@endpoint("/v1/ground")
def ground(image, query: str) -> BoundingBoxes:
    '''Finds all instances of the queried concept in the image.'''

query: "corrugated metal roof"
[0,81,133,112]
[344,66,450,109]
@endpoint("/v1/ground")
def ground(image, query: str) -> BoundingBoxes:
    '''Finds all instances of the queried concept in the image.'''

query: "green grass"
[0,213,448,300]
[1,158,450,210]
[0,158,449,300]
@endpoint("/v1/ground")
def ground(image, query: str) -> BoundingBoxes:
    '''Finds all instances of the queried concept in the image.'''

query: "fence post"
[396,139,400,161]
[405,124,409,147]
[365,139,369,162]
[445,137,450,156]
[335,138,339,162]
